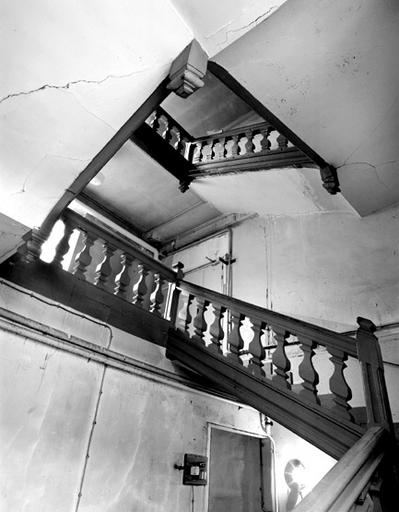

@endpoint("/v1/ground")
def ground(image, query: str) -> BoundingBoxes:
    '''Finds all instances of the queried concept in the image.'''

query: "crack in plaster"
[0,68,150,105]
[337,160,398,191]
[210,6,280,48]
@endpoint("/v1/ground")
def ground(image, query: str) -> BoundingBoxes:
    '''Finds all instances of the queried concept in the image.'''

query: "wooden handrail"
[64,209,177,281]
[293,426,387,512]
[178,279,357,356]
[192,120,274,142]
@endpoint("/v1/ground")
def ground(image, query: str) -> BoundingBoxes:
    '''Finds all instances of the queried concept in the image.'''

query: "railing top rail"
[179,280,357,356]
[64,209,177,281]
[192,120,274,143]
[155,106,194,142]
[293,426,387,512]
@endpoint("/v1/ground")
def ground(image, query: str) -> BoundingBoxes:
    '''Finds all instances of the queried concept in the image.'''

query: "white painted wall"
[0,279,337,511]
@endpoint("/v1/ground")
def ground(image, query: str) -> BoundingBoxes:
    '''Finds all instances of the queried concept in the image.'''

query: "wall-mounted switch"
[182,453,207,486]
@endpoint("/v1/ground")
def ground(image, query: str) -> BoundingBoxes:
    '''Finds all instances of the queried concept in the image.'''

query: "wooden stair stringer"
[166,328,364,460]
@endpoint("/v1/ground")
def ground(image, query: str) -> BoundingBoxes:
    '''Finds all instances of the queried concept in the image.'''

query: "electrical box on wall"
[182,453,208,486]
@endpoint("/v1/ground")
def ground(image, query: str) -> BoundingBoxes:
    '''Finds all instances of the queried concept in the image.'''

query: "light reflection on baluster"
[147,110,158,129]
[247,318,266,377]
[328,347,353,421]
[229,135,239,158]
[178,136,190,159]
[271,326,291,389]
[132,262,151,308]
[208,303,225,354]
[73,230,96,281]
[116,253,135,301]
[226,309,244,364]
[192,297,208,345]
[298,335,320,405]
[150,272,166,316]
[53,217,74,269]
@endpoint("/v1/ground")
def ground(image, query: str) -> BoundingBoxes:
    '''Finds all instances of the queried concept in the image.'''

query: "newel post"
[168,262,184,324]
[356,317,393,432]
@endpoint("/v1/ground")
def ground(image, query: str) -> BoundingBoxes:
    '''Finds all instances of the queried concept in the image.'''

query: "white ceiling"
[214,0,399,215]
[1,0,397,259]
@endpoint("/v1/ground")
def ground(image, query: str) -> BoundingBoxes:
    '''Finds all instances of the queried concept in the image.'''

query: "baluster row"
[147,108,191,159]
[191,126,290,164]
[175,289,355,423]
[51,216,176,319]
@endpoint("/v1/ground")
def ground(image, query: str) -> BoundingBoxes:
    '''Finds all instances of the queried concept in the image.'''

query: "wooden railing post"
[356,317,394,431]
[168,262,184,324]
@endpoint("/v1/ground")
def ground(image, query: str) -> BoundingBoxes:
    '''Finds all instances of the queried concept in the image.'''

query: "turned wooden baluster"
[259,127,272,152]
[169,262,184,324]
[168,126,180,150]
[244,130,255,154]
[201,140,214,162]
[192,297,209,345]
[247,318,266,377]
[73,229,97,280]
[147,110,158,129]
[116,253,135,301]
[132,262,151,308]
[178,136,190,159]
[150,272,166,316]
[226,309,244,364]
[277,133,289,150]
[53,217,75,268]
[271,326,291,389]
[208,303,226,354]
[213,137,226,160]
[183,293,194,333]
[192,141,203,163]
[298,335,320,405]
[156,115,169,139]
[94,240,119,292]
[327,346,353,421]
[230,135,239,157]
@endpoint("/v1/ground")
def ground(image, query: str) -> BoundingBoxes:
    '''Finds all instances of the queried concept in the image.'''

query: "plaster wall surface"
[214,0,399,214]
[227,205,399,420]
[0,280,264,511]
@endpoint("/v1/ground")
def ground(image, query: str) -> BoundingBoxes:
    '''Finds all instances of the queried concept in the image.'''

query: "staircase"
[2,208,397,511]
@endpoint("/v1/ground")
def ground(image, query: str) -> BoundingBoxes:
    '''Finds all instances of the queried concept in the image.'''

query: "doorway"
[208,427,275,512]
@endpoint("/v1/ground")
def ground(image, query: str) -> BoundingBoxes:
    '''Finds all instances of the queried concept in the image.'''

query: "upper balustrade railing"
[144,107,314,176]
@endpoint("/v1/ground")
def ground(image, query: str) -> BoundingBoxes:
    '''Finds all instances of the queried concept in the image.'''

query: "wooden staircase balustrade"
[49,209,179,321]
[144,112,315,182]
[12,212,394,461]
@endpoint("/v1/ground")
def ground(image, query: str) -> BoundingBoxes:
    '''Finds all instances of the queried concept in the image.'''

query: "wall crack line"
[0,67,150,105]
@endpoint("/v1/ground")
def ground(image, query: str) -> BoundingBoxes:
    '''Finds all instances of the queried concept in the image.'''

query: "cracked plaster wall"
[0,280,271,511]
[214,0,399,215]
[0,0,193,230]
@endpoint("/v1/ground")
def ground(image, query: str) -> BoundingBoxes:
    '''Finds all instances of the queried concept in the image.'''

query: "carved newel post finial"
[320,165,341,194]
[167,39,208,98]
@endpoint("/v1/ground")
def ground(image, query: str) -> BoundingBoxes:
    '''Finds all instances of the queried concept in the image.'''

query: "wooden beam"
[38,77,171,240]
[208,61,340,194]
[131,123,192,185]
